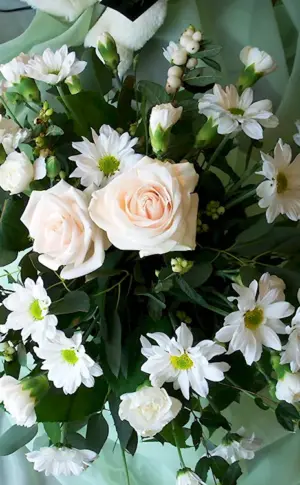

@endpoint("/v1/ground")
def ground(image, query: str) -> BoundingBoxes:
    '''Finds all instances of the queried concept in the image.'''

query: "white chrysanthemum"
[163,41,188,65]
[257,139,300,223]
[240,46,276,74]
[0,53,30,86]
[34,331,103,395]
[177,468,206,485]
[0,376,36,427]
[198,84,278,140]
[215,274,294,366]
[26,45,86,85]
[275,372,300,403]
[0,116,29,154]
[119,386,182,437]
[210,428,261,464]
[69,125,142,188]
[26,446,97,477]
[281,290,300,372]
[293,120,300,147]
[141,322,230,400]
[1,277,57,343]
[259,272,286,301]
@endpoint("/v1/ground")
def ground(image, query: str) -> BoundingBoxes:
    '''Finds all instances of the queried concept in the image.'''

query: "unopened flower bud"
[168,65,183,78]
[150,103,183,157]
[59,170,66,180]
[186,58,198,70]
[176,311,192,324]
[171,257,194,275]
[18,77,40,103]
[65,75,82,95]
[192,31,202,42]
[194,117,218,148]
[46,156,61,179]
[45,108,53,117]
[185,40,200,54]
[0,342,16,362]
[21,374,49,404]
[97,32,120,72]
[167,75,182,89]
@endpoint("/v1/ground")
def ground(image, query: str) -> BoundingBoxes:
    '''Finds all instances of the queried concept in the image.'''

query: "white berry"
[192,31,202,42]
[180,34,192,48]
[165,82,177,94]
[185,40,200,54]
[168,66,183,78]
[172,49,188,66]
[167,75,182,89]
[184,27,195,37]
[186,58,198,69]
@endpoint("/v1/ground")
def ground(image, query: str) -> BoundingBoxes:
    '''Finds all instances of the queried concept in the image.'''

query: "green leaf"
[183,68,221,86]
[183,262,213,288]
[118,75,136,129]
[0,196,31,260]
[195,456,210,482]
[275,401,299,431]
[236,216,272,244]
[0,425,38,456]
[191,421,202,449]
[137,81,170,107]
[194,45,222,58]
[43,422,61,445]
[254,397,269,411]
[200,409,231,434]
[66,432,88,450]
[109,394,133,449]
[176,276,228,317]
[208,385,239,411]
[0,188,9,209]
[20,251,37,283]
[50,291,90,315]
[160,421,190,448]
[86,414,109,453]
[105,311,122,377]
[0,249,17,267]
[209,456,229,480]
[223,462,242,485]
[81,48,112,97]
[239,266,261,287]
[46,125,64,137]
[126,430,138,456]
[4,360,20,379]
[202,57,221,71]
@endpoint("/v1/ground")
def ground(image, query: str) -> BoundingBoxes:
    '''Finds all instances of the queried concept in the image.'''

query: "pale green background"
[1,1,300,483]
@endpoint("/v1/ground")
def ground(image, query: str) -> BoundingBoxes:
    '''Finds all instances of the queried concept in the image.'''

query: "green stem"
[172,421,186,468]
[56,85,85,134]
[0,95,22,128]
[23,100,39,114]
[245,141,253,171]
[61,423,68,445]
[54,271,71,292]
[227,161,260,195]
[225,187,257,210]
[93,271,129,297]
[205,133,231,171]
[120,446,131,485]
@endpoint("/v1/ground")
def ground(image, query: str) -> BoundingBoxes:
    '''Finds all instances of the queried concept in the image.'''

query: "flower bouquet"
[0,25,299,484]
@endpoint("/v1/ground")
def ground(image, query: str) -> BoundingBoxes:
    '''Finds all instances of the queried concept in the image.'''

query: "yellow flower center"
[61,349,79,365]
[276,172,288,194]
[170,352,194,370]
[229,107,245,116]
[98,155,120,176]
[244,307,264,330]
[29,300,44,321]
[48,69,60,75]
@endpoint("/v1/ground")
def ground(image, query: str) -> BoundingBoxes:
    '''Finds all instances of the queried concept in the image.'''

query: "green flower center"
[29,300,44,321]
[244,307,264,330]
[229,107,245,116]
[170,352,194,370]
[61,349,79,365]
[48,69,60,75]
[98,155,120,176]
[276,172,288,194]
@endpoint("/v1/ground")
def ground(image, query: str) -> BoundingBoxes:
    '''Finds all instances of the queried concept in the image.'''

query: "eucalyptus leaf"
[86,414,109,453]
[275,402,299,431]
[223,462,242,485]
[50,291,90,315]
[105,311,122,377]
[195,456,210,482]
[0,425,38,456]
[43,422,61,445]
[137,81,170,107]
[194,45,222,58]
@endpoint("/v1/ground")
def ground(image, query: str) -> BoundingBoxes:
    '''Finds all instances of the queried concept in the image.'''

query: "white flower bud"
[185,40,200,54]
[192,31,202,42]
[180,34,192,48]
[168,65,183,78]
[172,49,188,66]
[150,103,183,156]
[167,75,182,89]
[186,58,198,69]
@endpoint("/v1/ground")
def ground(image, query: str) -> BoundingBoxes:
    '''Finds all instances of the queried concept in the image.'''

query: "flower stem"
[120,446,131,485]
[225,187,257,210]
[56,85,86,135]
[205,133,231,171]
[172,421,186,468]
[0,95,22,128]
[61,423,68,445]
[245,141,253,171]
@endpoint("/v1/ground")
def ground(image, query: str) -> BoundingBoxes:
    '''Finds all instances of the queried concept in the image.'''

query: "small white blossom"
[1,277,57,343]
[26,446,97,476]
[240,46,276,75]
[281,290,300,372]
[0,53,30,85]
[163,41,188,66]
[0,376,36,427]
[0,115,29,154]
[216,273,294,365]
[198,84,278,140]
[210,428,262,464]
[259,272,286,301]
[119,386,182,437]
[34,330,103,395]
[141,322,230,400]
[256,139,300,223]
[26,45,86,85]
[276,372,300,403]
[69,124,142,188]
[177,468,206,485]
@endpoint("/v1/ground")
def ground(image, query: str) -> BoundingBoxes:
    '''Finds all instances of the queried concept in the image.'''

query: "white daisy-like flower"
[256,139,300,223]
[0,53,30,86]
[198,84,278,140]
[275,371,300,403]
[210,428,262,464]
[34,330,103,395]
[0,115,29,154]
[141,322,230,400]
[1,277,58,343]
[163,41,188,65]
[26,45,86,85]
[215,274,294,366]
[240,46,276,75]
[293,120,300,147]
[0,376,36,427]
[281,290,300,372]
[177,468,206,485]
[69,124,143,188]
[26,446,97,477]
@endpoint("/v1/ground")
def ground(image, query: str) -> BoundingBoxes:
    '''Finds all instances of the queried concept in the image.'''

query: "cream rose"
[89,157,199,257]
[0,152,33,195]
[119,386,182,437]
[21,180,108,279]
